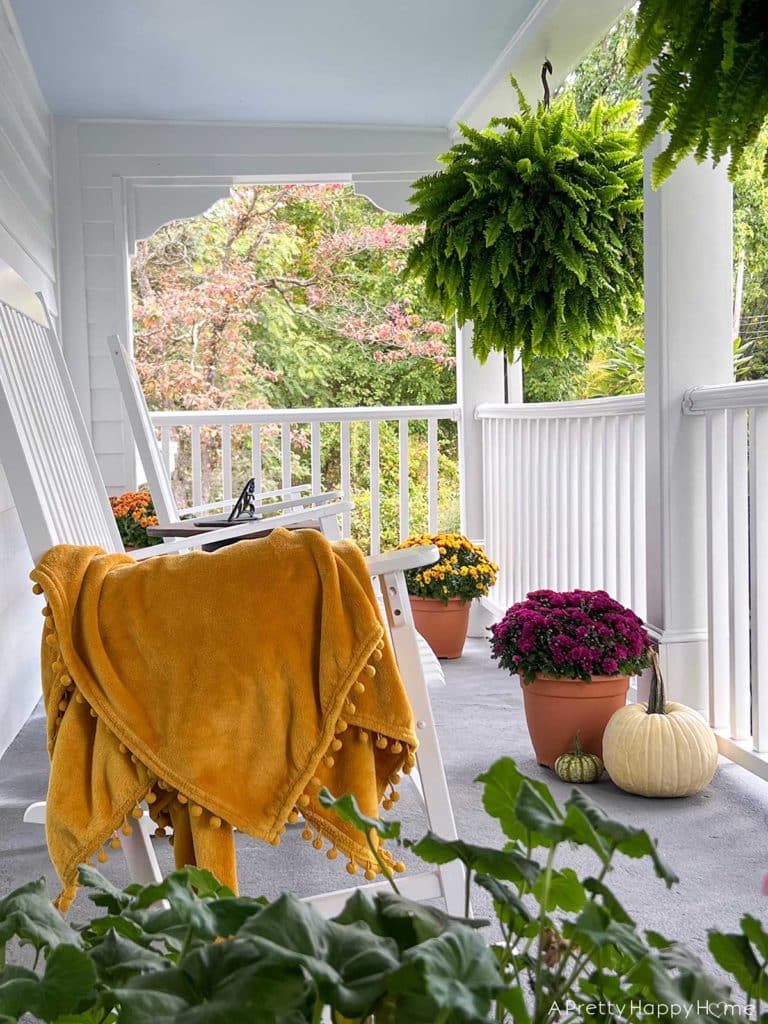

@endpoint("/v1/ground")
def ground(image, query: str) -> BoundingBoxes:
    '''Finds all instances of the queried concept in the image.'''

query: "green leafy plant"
[1,759,766,1022]
[630,0,768,186]
[402,81,643,365]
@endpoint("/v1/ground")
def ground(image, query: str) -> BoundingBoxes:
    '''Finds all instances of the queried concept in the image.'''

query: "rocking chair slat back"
[106,333,179,525]
[0,298,122,560]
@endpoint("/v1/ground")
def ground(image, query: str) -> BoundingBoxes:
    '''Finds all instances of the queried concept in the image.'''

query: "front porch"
[3,639,767,955]
[1,0,768,1013]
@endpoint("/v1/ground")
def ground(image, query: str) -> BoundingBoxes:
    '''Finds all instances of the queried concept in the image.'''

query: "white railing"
[684,380,768,774]
[149,404,460,555]
[477,394,646,618]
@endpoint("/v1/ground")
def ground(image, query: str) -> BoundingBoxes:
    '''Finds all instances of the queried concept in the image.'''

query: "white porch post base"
[643,139,733,714]
[637,633,709,708]
[468,598,497,638]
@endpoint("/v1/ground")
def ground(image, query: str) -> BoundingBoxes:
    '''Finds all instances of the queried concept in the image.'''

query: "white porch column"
[644,147,733,712]
[457,321,507,539]
[456,321,507,634]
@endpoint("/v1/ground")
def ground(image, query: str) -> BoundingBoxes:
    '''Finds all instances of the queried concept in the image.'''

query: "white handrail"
[148,404,460,555]
[151,404,460,426]
[480,396,646,617]
[477,393,645,420]
[681,378,768,774]
[683,380,768,413]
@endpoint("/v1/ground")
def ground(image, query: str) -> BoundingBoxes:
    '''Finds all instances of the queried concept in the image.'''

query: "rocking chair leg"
[379,569,467,918]
[26,800,163,886]
[121,815,163,884]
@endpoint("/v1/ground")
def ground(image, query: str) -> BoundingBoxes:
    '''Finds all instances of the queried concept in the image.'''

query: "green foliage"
[523,351,592,403]
[562,7,643,118]
[585,331,757,398]
[584,324,646,398]
[2,758,765,1022]
[402,81,643,365]
[630,0,768,186]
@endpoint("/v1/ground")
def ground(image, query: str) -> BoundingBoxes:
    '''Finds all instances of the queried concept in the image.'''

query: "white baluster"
[221,425,232,503]
[750,405,768,751]
[340,421,351,539]
[706,409,730,731]
[281,423,292,490]
[728,408,751,740]
[251,424,262,494]
[398,418,409,542]
[191,426,202,508]
[427,418,439,534]
[369,420,380,556]
[311,421,321,495]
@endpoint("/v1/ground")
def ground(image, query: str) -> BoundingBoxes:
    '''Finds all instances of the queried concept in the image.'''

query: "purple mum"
[489,589,652,683]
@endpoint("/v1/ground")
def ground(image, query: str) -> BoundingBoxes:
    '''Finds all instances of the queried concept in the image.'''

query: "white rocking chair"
[108,332,448,694]
[0,292,465,917]
[107,333,346,539]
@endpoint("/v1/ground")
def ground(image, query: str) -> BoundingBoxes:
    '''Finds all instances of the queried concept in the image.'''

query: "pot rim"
[528,672,631,684]
[408,595,472,607]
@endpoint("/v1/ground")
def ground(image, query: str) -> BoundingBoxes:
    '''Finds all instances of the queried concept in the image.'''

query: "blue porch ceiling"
[11,0,539,125]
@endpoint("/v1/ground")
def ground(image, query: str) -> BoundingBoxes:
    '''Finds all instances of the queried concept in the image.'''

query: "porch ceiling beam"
[451,0,633,131]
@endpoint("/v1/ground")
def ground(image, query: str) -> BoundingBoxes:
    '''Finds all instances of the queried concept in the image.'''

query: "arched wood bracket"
[351,173,421,215]
[125,179,233,253]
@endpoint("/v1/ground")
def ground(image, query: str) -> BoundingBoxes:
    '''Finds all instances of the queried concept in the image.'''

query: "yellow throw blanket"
[30,529,417,910]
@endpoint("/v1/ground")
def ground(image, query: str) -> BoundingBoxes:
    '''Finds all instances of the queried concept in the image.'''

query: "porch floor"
[1,639,767,962]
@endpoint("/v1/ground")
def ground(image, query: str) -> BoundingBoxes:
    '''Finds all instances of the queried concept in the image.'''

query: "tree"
[562,7,642,117]
[132,184,454,414]
[131,184,459,539]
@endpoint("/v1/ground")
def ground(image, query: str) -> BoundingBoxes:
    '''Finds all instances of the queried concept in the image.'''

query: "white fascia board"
[450,0,633,133]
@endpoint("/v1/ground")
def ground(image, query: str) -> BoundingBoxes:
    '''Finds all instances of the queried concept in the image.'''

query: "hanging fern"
[630,0,768,185]
[401,81,643,364]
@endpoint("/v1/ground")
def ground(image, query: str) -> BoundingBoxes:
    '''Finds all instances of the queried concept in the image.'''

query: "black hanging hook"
[541,59,553,109]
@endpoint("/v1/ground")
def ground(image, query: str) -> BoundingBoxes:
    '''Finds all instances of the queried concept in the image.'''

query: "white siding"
[55,118,449,492]
[0,1,54,757]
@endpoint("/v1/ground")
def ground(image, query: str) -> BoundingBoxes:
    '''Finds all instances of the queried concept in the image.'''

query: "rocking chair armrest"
[129,501,354,560]
[177,483,322,518]
[366,545,439,578]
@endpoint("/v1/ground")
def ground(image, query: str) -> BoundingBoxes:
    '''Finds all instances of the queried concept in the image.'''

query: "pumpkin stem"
[646,649,667,715]
[573,731,582,755]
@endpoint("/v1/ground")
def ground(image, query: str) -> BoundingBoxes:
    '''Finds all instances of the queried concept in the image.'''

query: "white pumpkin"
[602,651,718,797]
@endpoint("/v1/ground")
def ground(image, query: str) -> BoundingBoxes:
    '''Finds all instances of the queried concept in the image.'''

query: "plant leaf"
[238,892,400,1017]
[388,929,502,1021]
[318,788,401,840]
[408,833,539,886]
[0,878,81,952]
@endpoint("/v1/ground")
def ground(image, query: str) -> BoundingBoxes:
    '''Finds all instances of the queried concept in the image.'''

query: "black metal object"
[541,59,553,109]
[227,477,257,522]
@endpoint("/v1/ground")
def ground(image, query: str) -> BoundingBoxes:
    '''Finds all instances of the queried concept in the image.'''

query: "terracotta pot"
[409,596,471,660]
[520,673,629,769]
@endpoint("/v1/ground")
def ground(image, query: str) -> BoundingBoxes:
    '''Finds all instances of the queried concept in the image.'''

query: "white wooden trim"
[477,394,645,420]
[684,380,768,413]
[152,404,460,426]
